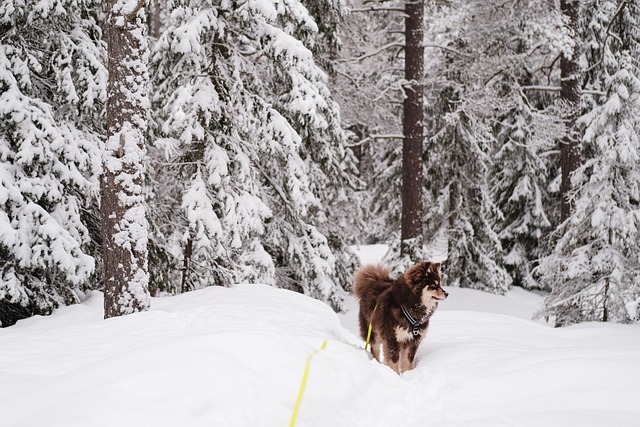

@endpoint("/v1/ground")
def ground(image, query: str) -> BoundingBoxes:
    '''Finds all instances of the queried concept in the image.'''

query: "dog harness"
[400,306,421,336]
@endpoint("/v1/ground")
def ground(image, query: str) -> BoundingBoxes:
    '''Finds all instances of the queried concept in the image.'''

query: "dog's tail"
[353,264,391,299]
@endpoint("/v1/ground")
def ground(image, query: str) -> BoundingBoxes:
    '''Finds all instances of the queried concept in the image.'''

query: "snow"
[1,246,640,427]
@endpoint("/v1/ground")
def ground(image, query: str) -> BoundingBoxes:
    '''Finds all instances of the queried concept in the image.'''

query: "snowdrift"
[1,284,639,427]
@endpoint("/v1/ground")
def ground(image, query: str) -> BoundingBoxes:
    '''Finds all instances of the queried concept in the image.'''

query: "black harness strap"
[400,306,421,336]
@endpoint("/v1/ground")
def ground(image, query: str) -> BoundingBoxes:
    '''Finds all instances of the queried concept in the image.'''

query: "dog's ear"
[424,261,441,274]
[432,263,441,274]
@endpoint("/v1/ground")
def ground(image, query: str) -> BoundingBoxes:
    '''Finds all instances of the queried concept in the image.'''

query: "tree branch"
[343,42,470,62]
[521,85,607,96]
[127,0,146,19]
[350,6,406,13]
[422,43,472,59]
[343,42,404,62]
[584,0,629,74]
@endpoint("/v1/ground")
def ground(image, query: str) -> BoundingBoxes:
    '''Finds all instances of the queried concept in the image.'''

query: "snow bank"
[1,282,639,426]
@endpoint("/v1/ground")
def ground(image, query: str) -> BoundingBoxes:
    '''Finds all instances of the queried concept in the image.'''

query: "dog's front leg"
[399,342,419,373]
[385,341,401,374]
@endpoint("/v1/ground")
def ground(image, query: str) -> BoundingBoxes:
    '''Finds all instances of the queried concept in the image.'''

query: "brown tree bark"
[401,0,425,258]
[559,0,582,221]
[102,0,150,318]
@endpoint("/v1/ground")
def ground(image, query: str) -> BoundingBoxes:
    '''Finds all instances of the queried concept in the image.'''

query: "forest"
[1,0,640,327]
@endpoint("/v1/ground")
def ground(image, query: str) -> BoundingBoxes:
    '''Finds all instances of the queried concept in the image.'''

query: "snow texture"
[1,246,639,427]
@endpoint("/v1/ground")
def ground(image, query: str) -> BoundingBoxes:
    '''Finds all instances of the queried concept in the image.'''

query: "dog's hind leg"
[358,310,368,341]
[370,337,381,362]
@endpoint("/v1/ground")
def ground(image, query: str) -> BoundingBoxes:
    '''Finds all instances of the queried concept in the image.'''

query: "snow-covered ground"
[1,246,639,427]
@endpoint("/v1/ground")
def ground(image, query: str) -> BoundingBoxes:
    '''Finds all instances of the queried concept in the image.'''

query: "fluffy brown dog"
[353,261,447,373]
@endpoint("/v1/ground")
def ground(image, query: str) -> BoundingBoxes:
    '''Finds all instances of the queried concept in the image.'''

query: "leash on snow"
[289,340,328,427]
[290,306,378,426]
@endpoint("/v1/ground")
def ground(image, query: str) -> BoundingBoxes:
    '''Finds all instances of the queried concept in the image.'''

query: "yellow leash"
[289,304,378,425]
[364,303,378,351]
[289,340,328,427]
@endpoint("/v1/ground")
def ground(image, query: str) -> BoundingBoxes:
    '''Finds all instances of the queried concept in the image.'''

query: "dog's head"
[404,261,448,306]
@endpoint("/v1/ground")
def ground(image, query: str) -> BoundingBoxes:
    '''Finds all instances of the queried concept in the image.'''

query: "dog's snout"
[444,291,449,298]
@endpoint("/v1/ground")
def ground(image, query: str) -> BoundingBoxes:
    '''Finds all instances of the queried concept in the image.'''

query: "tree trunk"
[181,238,193,294]
[401,0,425,258]
[102,0,151,318]
[559,0,582,221]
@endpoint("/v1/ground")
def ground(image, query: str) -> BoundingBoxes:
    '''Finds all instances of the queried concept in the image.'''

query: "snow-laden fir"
[147,0,358,309]
[1,246,639,427]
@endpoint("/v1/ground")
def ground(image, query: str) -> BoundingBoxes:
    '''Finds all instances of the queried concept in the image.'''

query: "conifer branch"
[521,85,606,96]
[127,0,146,19]
[350,6,406,13]
[345,42,404,62]
[343,42,469,62]
[583,0,629,74]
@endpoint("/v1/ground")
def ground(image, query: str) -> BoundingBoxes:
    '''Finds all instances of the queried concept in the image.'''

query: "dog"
[353,261,447,374]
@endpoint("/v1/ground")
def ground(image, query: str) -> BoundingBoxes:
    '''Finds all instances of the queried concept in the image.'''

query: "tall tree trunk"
[559,0,582,221]
[102,0,151,318]
[401,0,425,258]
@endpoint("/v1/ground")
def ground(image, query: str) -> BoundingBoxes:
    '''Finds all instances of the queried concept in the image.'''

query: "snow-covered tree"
[420,1,567,293]
[0,0,105,325]
[492,100,555,288]
[102,0,152,318]
[330,0,405,244]
[536,1,640,325]
[149,0,358,309]
[425,92,512,292]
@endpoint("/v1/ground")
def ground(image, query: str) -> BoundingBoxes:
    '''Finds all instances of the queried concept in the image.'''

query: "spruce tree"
[149,0,358,309]
[492,101,554,288]
[420,1,565,292]
[0,0,105,325]
[536,1,640,325]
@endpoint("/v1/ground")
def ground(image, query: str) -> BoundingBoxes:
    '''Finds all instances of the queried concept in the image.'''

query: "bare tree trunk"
[559,0,582,221]
[147,0,163,39]
[181,238,193,294]
[102,0,151,318]
[401,0,425,258]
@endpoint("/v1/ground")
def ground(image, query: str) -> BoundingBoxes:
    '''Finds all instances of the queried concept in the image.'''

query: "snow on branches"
[149,0,357,309]
[0,0,105,325]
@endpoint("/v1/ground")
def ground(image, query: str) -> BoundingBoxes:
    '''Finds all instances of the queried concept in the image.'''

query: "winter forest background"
[2,0,640,327]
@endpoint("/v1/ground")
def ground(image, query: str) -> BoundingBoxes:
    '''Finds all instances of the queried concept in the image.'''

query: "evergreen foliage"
[536,0,640,325]
[421,1,566,293]
[0,0,105,325]
[149,0,358,310]
[492,101,555,289]
[2,0,640,326]
[330,0,404,243]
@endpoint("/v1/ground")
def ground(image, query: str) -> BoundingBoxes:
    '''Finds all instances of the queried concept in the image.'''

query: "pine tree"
[102,0,151,318]
[536,0,640,325]
[0,0,106,325]
[401,0,425,260]
[149,0,358,309]
[559,0,583,221]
